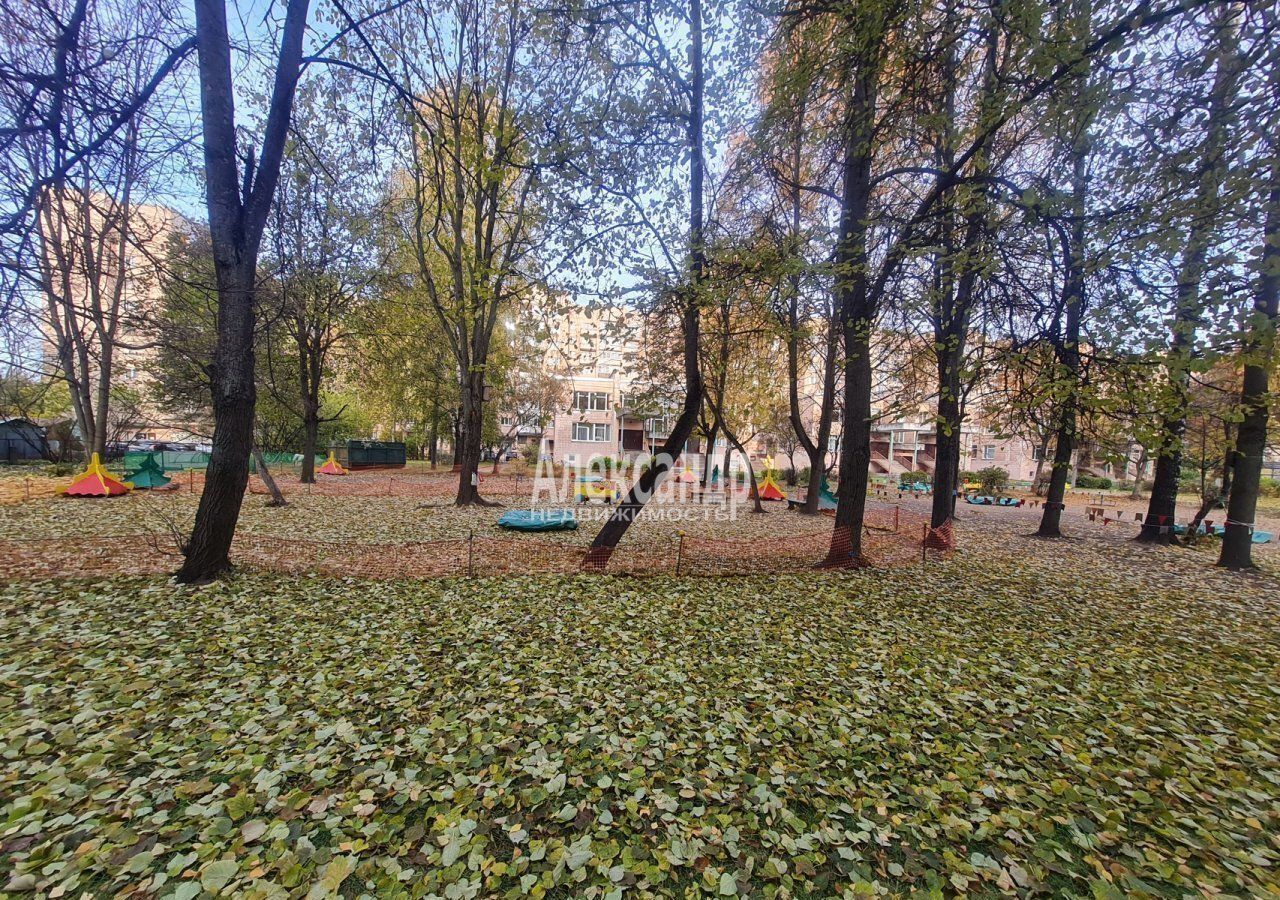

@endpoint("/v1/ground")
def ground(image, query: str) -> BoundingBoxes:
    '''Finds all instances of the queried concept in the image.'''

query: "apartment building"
[37,194,204,446]
[533,305,678,465]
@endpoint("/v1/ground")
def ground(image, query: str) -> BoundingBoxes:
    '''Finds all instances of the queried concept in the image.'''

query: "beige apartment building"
[37,194,204,447]
[532,305,677,465]
[519,306,1147,488]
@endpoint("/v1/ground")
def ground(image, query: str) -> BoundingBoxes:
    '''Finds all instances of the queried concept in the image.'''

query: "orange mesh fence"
[0,505,950,582]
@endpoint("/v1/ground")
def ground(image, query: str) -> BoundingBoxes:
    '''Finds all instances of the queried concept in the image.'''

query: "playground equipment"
[964,495,1021,506]
[574,475,618,503]
[1170,521,1273,543]
[61,453,131,497]
[124,453,173,490]
[788,477,837,511]
[752,466,787,501]
[318,451,348,476]
[497,509,578,532]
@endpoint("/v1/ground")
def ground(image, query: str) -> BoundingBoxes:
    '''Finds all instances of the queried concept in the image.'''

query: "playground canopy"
[62,453,131,497]
[754,471,786,501]
[124,453,173,489]
[318,451,348,475]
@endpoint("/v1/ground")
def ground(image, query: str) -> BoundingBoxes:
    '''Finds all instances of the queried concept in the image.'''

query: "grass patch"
[1,556,1277,898]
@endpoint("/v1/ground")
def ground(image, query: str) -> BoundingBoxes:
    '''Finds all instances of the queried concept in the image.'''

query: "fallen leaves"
[1,547,1277,897]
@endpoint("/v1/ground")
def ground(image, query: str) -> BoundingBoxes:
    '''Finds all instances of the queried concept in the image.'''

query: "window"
[1031,446,1043,461]
[573,423,611,442]
[500,415,513,427]
[573,391,609,411]
[983,445,996,460]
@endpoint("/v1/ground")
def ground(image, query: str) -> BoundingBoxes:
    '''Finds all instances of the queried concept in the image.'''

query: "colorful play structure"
[752,463,786,501]
[575,475,618,503]
[964,495,1022,507]
[787,476,837,511]
[317,451,348,476]
[124,453,174,490]
[497,509,578,532]
[60,453,131,497]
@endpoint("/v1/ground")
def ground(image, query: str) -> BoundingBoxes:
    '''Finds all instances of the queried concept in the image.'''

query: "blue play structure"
[788,477,837,511]
[964,495,1021,506]
[1172,521,1272,543]
[497,509,578,532]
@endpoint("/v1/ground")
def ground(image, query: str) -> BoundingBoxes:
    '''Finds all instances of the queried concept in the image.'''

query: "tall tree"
[584,0,712,561]
[178,0,310,583]
[266,77,377,483]
[1219,37,1280,569]
[2,0,190,457]
[1036,0,1095,538]
[1138,5,1243,542]
[372,0,579,505]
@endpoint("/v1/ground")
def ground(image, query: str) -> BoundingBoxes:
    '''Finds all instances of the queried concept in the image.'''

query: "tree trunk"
[779,100,838,517]
[428,393,440,467]
[1186,431,1231,545]
[1219,123,1279,568]
[1037,141,1088,538]
[454,368,490,505]
[179,264,257,581]
[301,411,318,483]
[1129,444,1147,499]
[700,422,718,487]
[254,447,287,507]
[825,62,877,566]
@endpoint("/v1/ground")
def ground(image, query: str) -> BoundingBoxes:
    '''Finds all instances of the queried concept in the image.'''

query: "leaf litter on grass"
[1,543,1277,898]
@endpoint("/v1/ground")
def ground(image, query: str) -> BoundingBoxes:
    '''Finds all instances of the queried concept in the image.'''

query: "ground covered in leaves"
[2,536,1278,898]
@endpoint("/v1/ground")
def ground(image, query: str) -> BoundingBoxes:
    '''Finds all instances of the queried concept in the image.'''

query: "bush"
[975,466,1009,495]
[43,462,76,477]
[1260,477,1280,498]
[1076,474,1113,490]
[899,470,931,487]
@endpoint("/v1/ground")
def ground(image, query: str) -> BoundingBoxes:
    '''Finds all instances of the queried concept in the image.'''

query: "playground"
[1,462,1277,580]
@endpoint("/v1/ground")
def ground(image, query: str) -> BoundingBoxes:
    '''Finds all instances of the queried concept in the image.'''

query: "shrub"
[976,466,1009,495]
[1076,474,1113,490]
[43,462,76,477]
[1260,477,1280,498]
[899,470,931,486]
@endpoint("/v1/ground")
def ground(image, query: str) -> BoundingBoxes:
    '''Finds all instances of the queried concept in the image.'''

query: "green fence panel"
[123,450,212,472]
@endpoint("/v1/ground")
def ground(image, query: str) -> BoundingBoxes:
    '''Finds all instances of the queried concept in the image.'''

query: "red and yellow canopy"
[61,453,132,497]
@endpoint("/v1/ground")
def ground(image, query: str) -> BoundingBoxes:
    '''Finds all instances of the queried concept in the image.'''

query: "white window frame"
[573,423,612,442]
[573,391,609,412]
[983,445,996,460]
